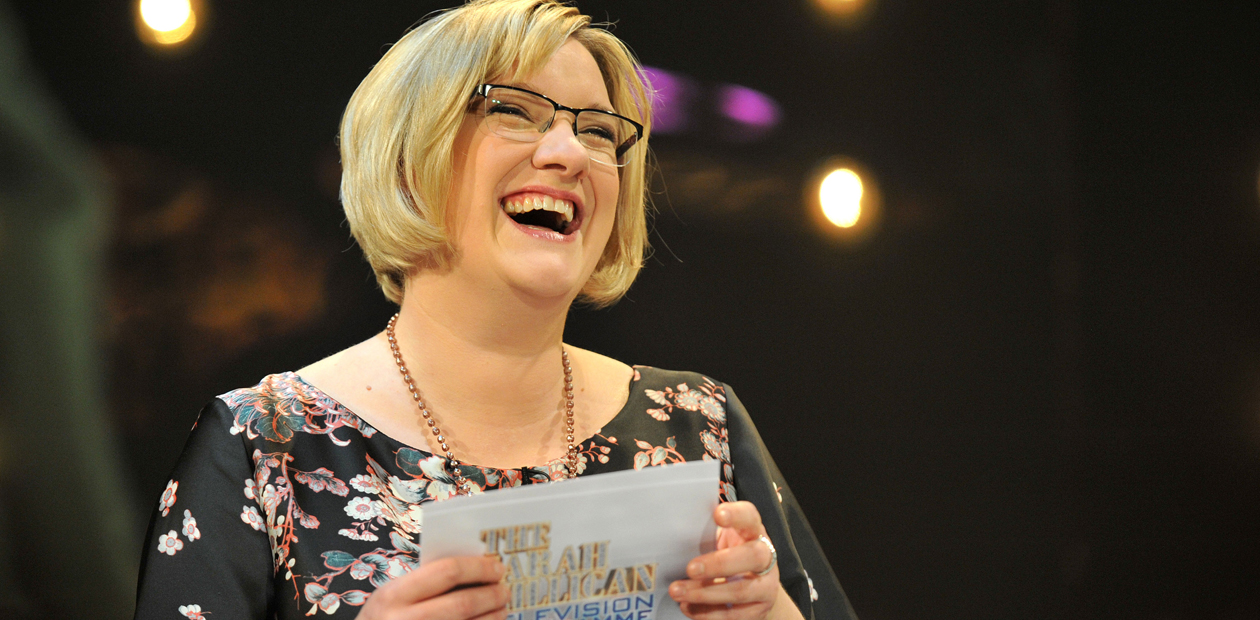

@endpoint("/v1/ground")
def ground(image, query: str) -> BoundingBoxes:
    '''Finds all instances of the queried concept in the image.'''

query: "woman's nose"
[531,117,589,176]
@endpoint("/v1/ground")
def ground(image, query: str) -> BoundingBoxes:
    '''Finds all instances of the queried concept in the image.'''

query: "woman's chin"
[503,267,586,305]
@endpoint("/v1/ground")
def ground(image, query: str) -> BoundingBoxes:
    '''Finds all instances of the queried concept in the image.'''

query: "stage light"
[807,158,881,244]
[137,0,197,46]
[140,0,190,31]
[820,168,863,228]
[641,66,697,135]
[716,84,781,141]
[813,0,867,17]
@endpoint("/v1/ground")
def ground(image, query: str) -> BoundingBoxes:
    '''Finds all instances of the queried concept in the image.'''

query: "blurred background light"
[814,0,866,16]
[140,0,190,31]
[808,158,880,242]
[137,0,197,46]
[716,84,781,141]
[821,167,863,228]
[641,66,697,135]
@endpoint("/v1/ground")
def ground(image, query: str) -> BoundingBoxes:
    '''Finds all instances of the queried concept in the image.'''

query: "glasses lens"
[481,87,638,167]
[576,111,636,166]
[483,87,551,138]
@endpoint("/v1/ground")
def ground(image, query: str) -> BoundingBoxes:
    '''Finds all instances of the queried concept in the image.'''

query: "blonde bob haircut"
[339,0,653,307]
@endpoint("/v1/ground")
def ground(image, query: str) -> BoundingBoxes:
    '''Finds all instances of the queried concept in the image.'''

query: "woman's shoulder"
[628,365,729,388]
[216,371,330,410]
[621,365,737,424]
[213,371,379,446]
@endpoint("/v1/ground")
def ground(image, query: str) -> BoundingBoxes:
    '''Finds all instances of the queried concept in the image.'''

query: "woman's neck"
[393,270,572,431]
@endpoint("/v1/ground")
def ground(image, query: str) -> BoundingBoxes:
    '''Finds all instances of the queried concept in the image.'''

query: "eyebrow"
[514,81,615,113]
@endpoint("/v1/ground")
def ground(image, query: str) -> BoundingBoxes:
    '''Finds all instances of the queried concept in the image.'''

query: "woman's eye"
[488,103,532,120]
[580,126,616,143]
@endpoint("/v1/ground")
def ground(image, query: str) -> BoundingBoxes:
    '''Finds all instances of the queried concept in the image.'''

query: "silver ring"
[754,534,777,576]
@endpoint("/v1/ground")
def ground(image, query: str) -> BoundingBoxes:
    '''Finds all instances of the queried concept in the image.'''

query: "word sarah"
[481,522,658,612]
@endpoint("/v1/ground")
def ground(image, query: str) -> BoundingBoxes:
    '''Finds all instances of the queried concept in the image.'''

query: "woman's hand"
[669,502,805,620]
[355,555,508,620]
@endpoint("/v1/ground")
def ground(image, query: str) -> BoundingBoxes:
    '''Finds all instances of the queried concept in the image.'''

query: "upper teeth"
[502,194,575,224]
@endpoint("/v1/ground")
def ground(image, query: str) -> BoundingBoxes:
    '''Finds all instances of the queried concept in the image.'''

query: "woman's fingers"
[670,573,778,607]
[466,607,511,620]
[356,555,508,620]
[398,582,509,620]
[686,536,775,580]
[679,601,773,620]
[376,556,505,607]
[713,502,765,542]
[665,502,780,618]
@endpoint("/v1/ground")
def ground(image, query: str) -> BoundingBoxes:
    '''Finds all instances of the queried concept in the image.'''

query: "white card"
[421,459,721,619]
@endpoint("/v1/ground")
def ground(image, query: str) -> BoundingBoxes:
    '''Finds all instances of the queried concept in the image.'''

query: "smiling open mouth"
[502,194,577,235]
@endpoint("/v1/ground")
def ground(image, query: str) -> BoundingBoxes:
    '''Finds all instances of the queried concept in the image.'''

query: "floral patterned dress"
[134,366,856,620]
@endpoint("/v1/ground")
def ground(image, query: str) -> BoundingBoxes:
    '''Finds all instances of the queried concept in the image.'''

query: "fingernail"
[717,506,729,523]
[495,562,506,578]
[687,561,705,578]
[670,582,685,598]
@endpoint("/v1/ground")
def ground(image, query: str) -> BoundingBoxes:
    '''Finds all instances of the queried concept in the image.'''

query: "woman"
[134,1,856,619]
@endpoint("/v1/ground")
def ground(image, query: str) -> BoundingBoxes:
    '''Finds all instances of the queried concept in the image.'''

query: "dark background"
[5,0,1259,618]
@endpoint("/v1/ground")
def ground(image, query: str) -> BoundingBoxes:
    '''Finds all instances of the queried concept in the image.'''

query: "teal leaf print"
[258,408,305,443]
[322,551,356,569]
[395,448,427,478]
[359,553,394,587]
[341,591,369,605]
[389,531,420,556]
[293,468,349,496]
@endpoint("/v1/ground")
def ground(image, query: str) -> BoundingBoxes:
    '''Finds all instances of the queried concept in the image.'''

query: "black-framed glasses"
[472,84,643,168]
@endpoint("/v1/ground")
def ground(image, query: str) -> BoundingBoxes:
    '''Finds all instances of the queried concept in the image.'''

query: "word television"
[481,522,660,616]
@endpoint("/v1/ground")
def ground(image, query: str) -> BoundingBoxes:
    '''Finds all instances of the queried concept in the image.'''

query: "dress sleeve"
[134,399,274,619]
[723,384,859,620]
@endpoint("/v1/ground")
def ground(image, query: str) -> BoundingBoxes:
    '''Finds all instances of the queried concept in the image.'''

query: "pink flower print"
[645,389,671,406]
[645,408,670,421]
[643,389,672,420]
[418,455,481,499]
[386,557,412,580]
[632,437,684,470]
[181,510,201,541]
[338,528,380,542]
[241,506,265,531]
[545,453,586,480]
[178,604,207,619]
[674,389,703,411]
[349,474,384,494]
[157,530,183,556]
[344,497,381,520]
[158,480,179,517]
[698,395,726,422]
[700,430,730,462]
[349,560,374,580]
[243,478,257,500]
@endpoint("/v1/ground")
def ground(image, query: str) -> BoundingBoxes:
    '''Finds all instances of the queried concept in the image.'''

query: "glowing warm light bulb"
[140,0,191,31]
[814,0,866,17]
[820,168,863,228]
[138,0,196,45]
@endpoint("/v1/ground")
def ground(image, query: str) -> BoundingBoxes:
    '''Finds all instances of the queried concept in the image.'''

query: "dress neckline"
[287,367,649,475]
